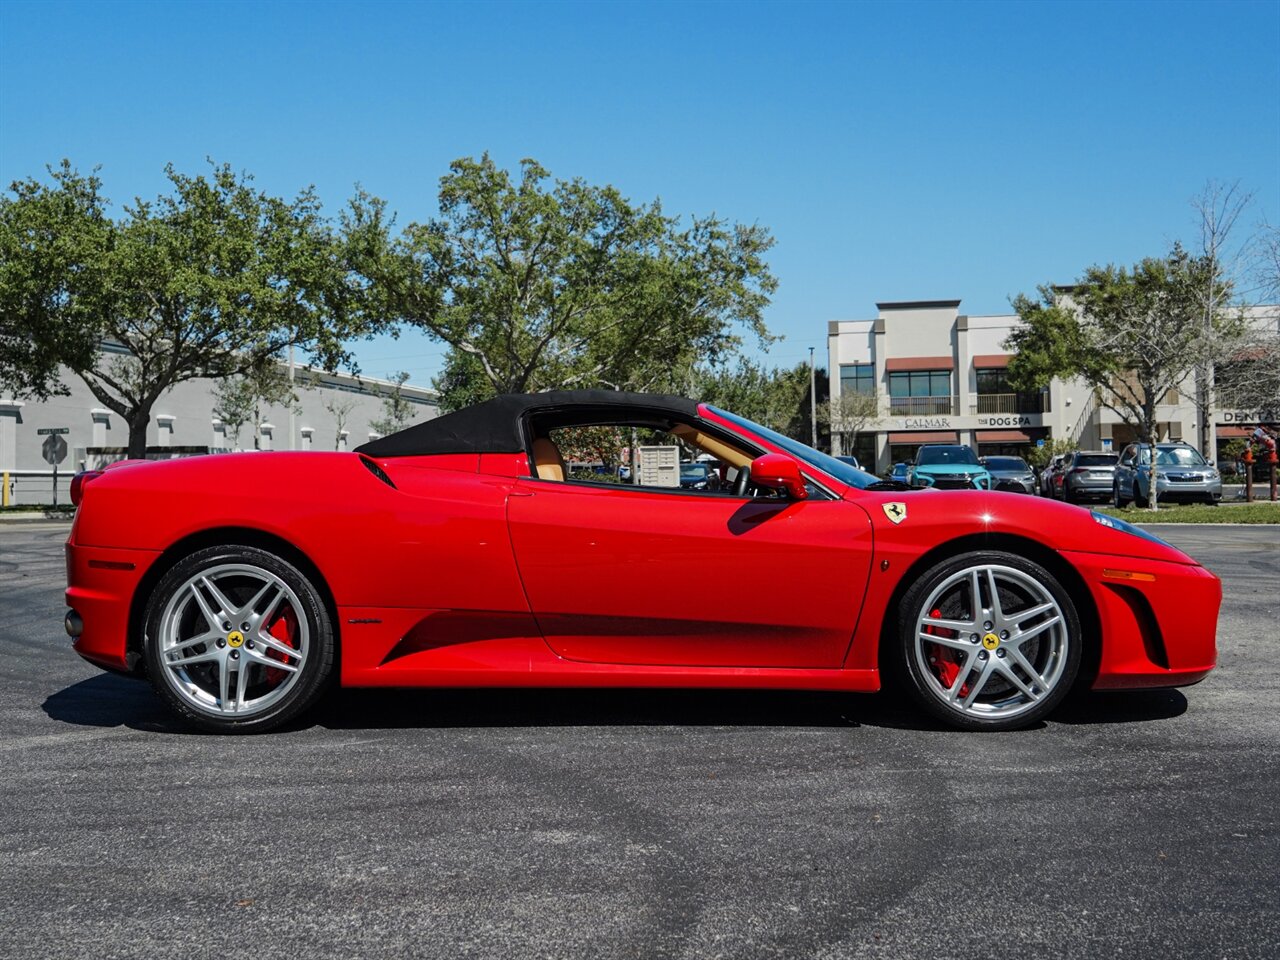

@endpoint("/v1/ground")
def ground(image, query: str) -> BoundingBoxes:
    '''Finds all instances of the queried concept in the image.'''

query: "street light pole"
[809,346,818,450]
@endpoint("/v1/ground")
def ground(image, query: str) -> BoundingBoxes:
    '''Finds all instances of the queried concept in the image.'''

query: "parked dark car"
[1038,454,1067,497]
[981,456,1036,494]
[1057,451,1119,504]
[1112,443,1222,506]
[678,462,719,491]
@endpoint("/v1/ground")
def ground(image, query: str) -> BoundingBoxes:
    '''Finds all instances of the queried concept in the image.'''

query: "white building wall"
[1,359,439,505]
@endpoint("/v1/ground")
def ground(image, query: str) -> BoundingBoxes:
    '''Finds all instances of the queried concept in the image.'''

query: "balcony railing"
[889,396,958,416]
[970,393,1048,414]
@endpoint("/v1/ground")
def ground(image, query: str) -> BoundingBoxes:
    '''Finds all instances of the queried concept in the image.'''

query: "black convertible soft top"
[354,390,700,458]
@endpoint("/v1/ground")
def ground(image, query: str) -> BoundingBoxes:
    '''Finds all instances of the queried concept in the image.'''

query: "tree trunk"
[1144,407,1159,511]
[126,407,151,459]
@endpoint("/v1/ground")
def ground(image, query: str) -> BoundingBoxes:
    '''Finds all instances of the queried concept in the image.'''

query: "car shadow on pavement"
[1054,689,1188,724]
[42,673,181,732]
[42,674,1188,734]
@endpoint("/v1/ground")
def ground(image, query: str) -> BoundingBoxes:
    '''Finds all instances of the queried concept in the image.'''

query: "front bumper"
[1062,550,1220,690]
[1153,476,1223,502]
[65,540,160,673]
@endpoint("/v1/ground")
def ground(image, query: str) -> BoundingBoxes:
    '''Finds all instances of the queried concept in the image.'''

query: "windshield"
[1155,447,1208,467]
[985,457,1029,471]
[917,445,980,466]
[1136,446,1208,466]
[1075,454,1118,467]
[680,463,710,478]
[706,406,880,489]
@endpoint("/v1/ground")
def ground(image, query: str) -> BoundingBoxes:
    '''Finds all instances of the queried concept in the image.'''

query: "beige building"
[827,299,1279,474]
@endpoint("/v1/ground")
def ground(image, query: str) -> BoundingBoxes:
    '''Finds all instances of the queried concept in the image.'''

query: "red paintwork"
[65,403,1220,697]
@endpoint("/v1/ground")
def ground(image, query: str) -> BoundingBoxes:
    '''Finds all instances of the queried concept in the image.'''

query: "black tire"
[1133,483,1149,509]
[1064,486,1077,505]
[1112,483,1126,508]
[143,544,335,733]
[897,550,1082,731]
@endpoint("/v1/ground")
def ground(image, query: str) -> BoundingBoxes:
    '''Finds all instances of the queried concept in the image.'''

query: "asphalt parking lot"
[1,522,1277,960]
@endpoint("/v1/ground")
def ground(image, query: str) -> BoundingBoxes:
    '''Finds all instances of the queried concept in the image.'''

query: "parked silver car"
[1112,442,1222,507]
[980,456,1036,494]
[1057,450,1119,504]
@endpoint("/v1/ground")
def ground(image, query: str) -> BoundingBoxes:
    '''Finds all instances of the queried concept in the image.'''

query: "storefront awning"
[884,356,955,372]
[1216,426,1256,438]
[976,429,1033,442]
[972,354,1011,368]
[888,431,960,444]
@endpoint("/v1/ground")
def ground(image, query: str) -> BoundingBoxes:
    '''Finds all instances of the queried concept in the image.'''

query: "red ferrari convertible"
[63,391,1220,733]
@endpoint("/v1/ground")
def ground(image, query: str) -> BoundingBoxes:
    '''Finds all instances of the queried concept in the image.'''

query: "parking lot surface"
[1,522,1277,960]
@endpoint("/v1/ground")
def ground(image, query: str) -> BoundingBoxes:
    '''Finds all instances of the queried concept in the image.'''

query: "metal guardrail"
[2,469,74,507]
[969,394,1049,415]
[888,396,958,416]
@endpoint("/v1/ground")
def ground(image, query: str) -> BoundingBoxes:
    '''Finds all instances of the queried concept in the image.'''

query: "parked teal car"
[908,444,993,490]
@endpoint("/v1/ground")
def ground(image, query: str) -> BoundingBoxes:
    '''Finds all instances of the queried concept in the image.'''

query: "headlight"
[1091,511,1171,546]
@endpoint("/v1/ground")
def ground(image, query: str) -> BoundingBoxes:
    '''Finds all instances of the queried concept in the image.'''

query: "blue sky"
[3,0,1277,386]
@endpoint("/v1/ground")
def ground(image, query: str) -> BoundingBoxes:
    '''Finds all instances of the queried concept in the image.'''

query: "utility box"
[638,445,680,487]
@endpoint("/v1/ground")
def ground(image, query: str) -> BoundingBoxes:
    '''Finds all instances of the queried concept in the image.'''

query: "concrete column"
[156,414,174,448]
[338,430,349,452]
[259,423,275,451]
[90,409,112,448]
[0,400,23,471]
[211,419,227,451]
[956,315,972,417]
[300,427,313,452]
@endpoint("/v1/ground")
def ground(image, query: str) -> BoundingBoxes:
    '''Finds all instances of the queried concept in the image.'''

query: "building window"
[888,370,953,415]
[839,363,876,396]
[974,368,1046,414]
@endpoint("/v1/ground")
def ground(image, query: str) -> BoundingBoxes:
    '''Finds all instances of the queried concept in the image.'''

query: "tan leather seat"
[532,437,567,481]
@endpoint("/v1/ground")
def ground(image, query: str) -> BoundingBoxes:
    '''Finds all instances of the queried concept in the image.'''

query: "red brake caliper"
[925,606,969,697]
[263,606,299,686]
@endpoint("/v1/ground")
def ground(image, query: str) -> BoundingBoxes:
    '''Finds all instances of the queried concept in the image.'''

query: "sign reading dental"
[1222,409,1279,424]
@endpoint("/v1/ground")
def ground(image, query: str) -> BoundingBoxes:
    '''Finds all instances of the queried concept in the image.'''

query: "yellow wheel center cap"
[982,633,1000,651]
[227,630,245,648]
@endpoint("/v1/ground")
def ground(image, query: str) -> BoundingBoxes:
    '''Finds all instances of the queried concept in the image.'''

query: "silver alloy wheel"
[913,563,1070,722]
[156,563,309,718]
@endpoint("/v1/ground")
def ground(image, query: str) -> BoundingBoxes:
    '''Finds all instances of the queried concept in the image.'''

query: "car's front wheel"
[143,545,335,733]
[897,551,1081,731]
[1133,483,1149,509]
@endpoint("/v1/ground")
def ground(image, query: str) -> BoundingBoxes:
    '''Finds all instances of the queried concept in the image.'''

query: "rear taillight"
[70,471,102,507]
[1072,467,1089,474]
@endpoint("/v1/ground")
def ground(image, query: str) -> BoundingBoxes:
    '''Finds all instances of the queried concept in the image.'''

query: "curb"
[0,513,74,524]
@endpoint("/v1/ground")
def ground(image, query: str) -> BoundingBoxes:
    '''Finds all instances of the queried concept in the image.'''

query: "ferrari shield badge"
[882,502,907,525]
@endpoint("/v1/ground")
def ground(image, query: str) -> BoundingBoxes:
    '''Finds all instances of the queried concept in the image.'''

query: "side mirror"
[748,454,808,500]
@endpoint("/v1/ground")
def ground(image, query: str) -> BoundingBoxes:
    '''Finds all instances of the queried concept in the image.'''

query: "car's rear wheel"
[143,545,335,733]
[1112,483,1126,508]
[897,551,1081,731]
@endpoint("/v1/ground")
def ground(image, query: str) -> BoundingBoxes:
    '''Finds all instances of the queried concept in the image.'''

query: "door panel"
[506,479,873,668]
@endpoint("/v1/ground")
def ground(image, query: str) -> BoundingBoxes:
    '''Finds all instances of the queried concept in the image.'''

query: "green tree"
[376,154,777,399]
[370,370,416,436]
[692,359,814,439]
[1006,245,1242,508]
[0,162,105,398]
[0,161,384,457]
